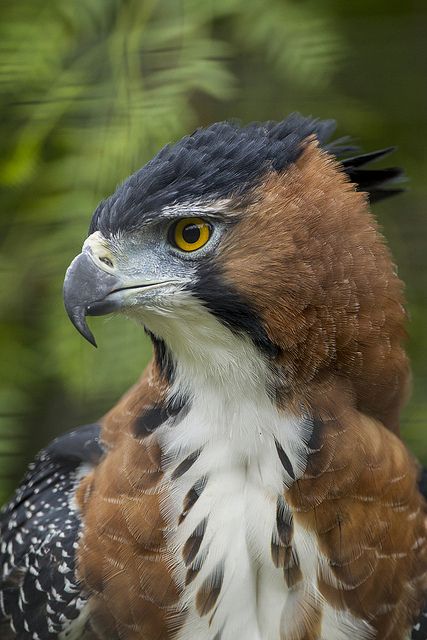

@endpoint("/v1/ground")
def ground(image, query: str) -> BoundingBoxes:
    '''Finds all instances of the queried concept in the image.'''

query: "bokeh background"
[0,0,426,503]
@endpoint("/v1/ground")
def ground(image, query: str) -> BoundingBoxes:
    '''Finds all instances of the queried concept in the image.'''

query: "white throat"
[142,302,374,640]
[152,308,318,640]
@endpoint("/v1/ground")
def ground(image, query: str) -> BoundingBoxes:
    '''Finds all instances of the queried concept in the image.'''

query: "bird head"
[63,114,409,429]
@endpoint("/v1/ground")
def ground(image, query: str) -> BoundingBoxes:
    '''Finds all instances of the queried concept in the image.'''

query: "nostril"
[99,256,114,268]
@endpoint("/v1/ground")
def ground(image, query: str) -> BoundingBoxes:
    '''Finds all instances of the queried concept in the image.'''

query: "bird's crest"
[90,113,405,236]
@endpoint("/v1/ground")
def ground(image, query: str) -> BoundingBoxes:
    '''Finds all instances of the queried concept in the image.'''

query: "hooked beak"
[63,250,124,347]
[63,248,175,347]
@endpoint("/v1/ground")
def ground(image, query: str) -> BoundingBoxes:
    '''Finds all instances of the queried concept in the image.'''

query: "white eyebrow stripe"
[107,198,242,237]
[159,198,235,220]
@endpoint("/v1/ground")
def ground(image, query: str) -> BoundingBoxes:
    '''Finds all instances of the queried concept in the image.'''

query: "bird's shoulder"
[287,402,427,638]
[72,368,175,639]
[0,423,104,639]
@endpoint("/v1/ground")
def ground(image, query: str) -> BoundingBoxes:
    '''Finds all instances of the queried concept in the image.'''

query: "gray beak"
[63,251,123,347]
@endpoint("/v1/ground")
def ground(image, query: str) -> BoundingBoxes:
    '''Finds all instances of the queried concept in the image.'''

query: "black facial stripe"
[145,330,175,383]
[189,259,280,359]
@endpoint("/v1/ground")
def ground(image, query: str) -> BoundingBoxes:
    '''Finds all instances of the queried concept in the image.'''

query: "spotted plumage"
[0,424,103,639]
[2,113,427,639]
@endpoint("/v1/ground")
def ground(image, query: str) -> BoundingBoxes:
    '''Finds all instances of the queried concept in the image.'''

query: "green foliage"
[0,0,235,411]
[0,0,426,500]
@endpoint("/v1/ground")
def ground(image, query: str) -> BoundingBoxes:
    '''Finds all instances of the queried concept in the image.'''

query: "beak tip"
[76,319,98,348]
[64,302,98,348]
[85,330,98,349]
[75,316,98,348]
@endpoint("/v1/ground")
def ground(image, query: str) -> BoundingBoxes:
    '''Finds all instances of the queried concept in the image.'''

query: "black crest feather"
[340,147,405,202]
[90,114,405,235]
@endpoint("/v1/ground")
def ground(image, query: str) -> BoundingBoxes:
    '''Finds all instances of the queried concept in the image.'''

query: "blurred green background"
[0,0,426,503]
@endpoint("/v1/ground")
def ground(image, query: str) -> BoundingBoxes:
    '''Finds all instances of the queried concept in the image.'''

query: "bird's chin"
[83,281,184,346]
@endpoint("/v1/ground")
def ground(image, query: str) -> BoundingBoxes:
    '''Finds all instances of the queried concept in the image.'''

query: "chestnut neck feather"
[218,141,409,432]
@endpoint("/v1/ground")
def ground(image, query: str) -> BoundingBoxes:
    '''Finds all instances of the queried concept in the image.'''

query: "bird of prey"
[1,113,427,640]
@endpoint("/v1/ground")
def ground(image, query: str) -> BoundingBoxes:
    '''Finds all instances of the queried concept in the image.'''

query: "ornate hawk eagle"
[2,114,427,640]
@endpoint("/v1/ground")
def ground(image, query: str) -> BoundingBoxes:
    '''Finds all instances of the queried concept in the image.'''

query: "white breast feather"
[141,298,374,640]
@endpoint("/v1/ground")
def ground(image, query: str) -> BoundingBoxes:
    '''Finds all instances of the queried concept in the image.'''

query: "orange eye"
[170,217,212,252]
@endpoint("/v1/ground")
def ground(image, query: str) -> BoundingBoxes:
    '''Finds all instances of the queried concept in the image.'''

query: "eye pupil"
[182,224,201,244]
